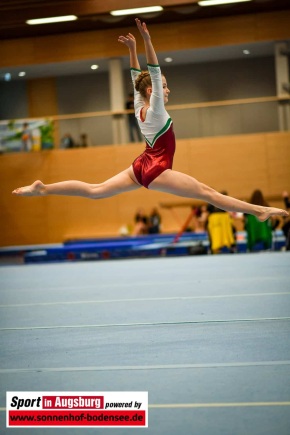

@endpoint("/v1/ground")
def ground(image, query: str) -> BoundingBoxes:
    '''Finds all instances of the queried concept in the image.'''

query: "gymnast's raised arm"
[135,18,158,66]
[118,29,140,70]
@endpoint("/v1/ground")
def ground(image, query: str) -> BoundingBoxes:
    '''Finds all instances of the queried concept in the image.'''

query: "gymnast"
[13,18,288,222]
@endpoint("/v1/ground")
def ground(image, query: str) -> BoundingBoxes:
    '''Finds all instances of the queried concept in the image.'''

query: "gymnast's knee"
[195,183,216,200]
[88,184,106,199]
[89,183,115,199]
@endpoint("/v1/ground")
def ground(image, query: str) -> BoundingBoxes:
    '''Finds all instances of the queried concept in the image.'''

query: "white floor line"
[149,402,290,408]
[0,275,286,292]
[1,316,290,331]
[0,360,290,374]
[1,292,289,308]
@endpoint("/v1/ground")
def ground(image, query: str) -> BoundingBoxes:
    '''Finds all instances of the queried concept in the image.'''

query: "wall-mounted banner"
[0,119,54,152]
[6,391,148,428]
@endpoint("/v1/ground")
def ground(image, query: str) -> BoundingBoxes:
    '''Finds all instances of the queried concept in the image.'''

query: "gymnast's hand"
[135,18,151,41]
[118,33,136,51]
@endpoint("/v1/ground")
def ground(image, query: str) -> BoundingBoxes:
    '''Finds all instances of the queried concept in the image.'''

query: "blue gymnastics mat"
[0,231,286,264]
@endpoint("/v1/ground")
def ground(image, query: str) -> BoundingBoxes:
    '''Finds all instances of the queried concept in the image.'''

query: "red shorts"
[132,126,176,189]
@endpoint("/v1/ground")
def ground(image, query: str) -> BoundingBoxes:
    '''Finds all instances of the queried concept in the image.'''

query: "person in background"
[244,189,274,251]
[193,205,209,233]
[61,133,75,149]
[126,92,143,142]
[79,133,90,148]
[206,192,236,253]
[148,207,161,234]
[21,122,32,152]
[282,191,290,250]
[133,208,148,235]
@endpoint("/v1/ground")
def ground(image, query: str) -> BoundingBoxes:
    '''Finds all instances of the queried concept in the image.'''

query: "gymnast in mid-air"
[13,18,288,222]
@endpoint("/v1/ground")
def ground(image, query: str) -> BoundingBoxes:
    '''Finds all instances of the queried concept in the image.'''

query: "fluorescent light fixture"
[198,0,252,6]
[111,6,163,17]
[91,65,99,70]
[26,15,77,25]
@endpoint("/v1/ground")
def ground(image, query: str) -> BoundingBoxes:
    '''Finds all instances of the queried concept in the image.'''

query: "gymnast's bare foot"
[256,207,289,222]
[12,180,45,196]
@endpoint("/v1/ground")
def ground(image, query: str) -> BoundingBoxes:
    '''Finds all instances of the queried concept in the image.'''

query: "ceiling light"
[198,0,252,6]
[4,73,11,81]
[164,57,173,63]
[243,49,250,55]
[91,65,99,70]
[110,6,163,17]
[18,72,26,77]
[26,15,77,25]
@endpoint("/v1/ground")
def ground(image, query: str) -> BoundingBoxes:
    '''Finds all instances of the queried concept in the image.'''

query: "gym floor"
[1,252,290,434]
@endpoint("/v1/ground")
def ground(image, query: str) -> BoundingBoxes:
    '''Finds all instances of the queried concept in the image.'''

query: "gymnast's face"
[162,76,170,104]
[146,75,170,104]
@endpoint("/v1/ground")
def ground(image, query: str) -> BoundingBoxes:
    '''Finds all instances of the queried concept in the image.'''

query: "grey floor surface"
[0,252,290,434]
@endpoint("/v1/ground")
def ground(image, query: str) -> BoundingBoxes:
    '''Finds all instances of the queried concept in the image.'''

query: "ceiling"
[0,0,290,80]
[1,0,289,40]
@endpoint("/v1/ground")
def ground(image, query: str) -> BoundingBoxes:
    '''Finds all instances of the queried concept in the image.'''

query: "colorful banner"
[0,119,54,152]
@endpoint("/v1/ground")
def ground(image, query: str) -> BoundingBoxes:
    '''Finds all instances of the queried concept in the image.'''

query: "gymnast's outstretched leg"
[12,167,140,199]
[149,169,288,222]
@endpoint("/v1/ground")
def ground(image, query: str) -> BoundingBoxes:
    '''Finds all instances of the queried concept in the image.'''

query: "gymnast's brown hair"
[135,71,152,99]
